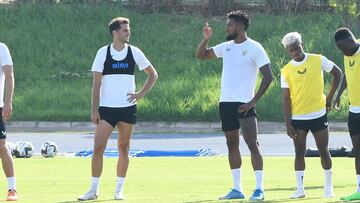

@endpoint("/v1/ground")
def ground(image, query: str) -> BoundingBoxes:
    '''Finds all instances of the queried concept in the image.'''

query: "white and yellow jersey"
[344,45,360,113]
[281,53,334,119]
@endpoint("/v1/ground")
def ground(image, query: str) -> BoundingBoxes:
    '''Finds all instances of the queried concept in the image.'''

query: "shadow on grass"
[182,197,322,203]
[182,200,237,203]
[182,184,353,203]
[58,199,115,203]
[267,184,353,192]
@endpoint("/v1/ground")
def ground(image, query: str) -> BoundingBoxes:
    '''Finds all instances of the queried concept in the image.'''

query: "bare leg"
[312,128,332,170]
[293,130,308,171]
[240,117,262,170]
[0,139,14,178]
[116,122,134,177]
[224,129,241,169]
[91,120,114,177]
[351,136,360,175]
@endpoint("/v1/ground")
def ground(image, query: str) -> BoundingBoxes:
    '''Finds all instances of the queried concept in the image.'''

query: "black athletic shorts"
[0,108,6,139]
[348,112,360,137]
[99,105,137,127]
[291,114,328,133]
[219,102,257,132]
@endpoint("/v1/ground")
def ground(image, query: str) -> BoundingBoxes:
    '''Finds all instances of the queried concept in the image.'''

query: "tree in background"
[330,0,360,32]
[264,0,330,13]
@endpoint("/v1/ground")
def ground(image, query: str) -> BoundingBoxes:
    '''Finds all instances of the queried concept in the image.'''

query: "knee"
[353,148,360,158]
[318,147,330,158]
[93,144,106,156]
[226,139,239,151]
[0,144,9,157]
[295,149,305,159]
[118,142,130,153]
[245,139,259,153]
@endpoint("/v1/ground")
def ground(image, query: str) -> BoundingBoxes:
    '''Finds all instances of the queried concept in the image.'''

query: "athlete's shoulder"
[128,44,141,51]
[247,38,267,54]
[307,53,321,57]
[306,53,322,59]
[128,44,147,56]
[247,38,264,47]
[0,42,8,50]
[97,45,109,52]
[95,45,109,57]
[281,61,292,72]
[214,40,233,48]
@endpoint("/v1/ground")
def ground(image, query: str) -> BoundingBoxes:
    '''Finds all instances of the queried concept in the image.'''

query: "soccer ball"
[6,141,16,156]
[41,141,58,158]
[14,141,34,158]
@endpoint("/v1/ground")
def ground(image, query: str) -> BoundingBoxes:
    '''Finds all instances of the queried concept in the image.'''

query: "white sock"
[90,177,100,193]
[295,171,304,192]
[231,168,242,192]
[115,177,125,194]
[357,175,360,192]
[255,170,264,191]
[324,169,333,192]
[7,177,16,190]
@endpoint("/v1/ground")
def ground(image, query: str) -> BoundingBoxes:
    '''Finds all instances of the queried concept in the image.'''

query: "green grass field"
[0,4,355,122]
[0,157,355,202]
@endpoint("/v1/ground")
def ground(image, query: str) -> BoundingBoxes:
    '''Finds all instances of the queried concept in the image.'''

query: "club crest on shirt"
[349,60,355,68]
[297,68,307,75]
[242,50,248,56]
[226,47,231,52]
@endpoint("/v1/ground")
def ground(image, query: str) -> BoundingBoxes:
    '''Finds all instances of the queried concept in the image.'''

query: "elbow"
[154,72,159,81]
[337,69,343,79]
[196,50,207,60]
[196,53,205,60]
[152,70,159,82]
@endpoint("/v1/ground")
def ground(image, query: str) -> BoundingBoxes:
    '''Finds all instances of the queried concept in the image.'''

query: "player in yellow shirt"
[334,27,360,201]
[281,32,342,199]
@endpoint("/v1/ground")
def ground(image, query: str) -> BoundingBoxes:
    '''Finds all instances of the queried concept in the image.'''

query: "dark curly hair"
[334,27,354,42]
[227,10,250,30]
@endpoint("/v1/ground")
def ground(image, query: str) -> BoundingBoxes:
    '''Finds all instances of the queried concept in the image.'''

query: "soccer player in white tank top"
[78,17,158,201]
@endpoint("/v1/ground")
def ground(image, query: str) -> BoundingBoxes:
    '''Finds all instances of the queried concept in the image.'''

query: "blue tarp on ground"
[74,149,216,157]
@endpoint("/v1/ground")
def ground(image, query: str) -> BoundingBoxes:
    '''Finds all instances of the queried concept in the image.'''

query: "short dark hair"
[334,27,354,42]
[227,10,250,30]
[108,17,130,35]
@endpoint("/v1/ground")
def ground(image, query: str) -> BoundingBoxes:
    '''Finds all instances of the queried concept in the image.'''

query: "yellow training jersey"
[281,54,326,116]
[344,46,360,107]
